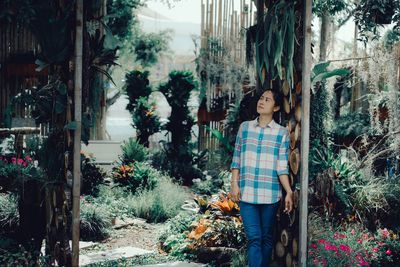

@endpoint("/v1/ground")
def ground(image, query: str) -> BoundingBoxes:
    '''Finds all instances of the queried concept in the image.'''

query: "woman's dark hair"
[260,89,283,108]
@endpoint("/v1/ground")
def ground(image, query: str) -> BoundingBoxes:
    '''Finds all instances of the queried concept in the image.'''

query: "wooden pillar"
[72,0,83,265]
[299,0,312,266]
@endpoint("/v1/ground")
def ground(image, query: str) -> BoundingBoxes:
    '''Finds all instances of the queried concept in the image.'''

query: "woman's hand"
[230,182,241,203]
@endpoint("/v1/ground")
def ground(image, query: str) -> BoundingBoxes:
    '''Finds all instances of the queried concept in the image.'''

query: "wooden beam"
[72,0,83,265]
[299,0,312,266]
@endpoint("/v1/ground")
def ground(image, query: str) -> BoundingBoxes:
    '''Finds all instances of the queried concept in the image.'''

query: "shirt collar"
[253,117,276,128]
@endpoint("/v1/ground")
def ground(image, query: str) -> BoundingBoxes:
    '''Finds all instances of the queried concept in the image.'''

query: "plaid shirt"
[231,118,289,204]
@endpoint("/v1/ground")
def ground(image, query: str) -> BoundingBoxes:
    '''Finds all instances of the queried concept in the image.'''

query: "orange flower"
[146,111,152,116]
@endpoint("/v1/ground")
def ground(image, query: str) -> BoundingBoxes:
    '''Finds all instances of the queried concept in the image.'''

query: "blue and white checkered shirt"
[231,118,289,204]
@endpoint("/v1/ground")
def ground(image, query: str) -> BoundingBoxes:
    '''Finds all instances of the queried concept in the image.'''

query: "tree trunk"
[319,12,330,62]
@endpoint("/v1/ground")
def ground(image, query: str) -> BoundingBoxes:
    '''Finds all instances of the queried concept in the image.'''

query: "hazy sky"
[145,0,250,24]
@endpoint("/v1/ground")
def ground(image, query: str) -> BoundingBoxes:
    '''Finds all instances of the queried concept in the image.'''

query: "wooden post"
[299,0,312,266]
[72,0,83,265]
[256,0,263,94]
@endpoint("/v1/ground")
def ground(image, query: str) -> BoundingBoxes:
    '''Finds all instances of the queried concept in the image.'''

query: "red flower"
[372,248,378,252]
[386,249,391,255]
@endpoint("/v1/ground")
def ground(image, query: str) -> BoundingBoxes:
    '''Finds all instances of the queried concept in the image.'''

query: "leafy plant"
[256,1,295,87]
[0,193,19,233]
[112,161,158,194]
[192,171,231,196]
[81,152,108,197]
[119,137,148,165]
[131,29,172,67]
[124,69,152,111]
[131,97,161,147]
[354,0,400,44]
[128,177,187,223]
[80,195,111,241]
[332,111,370,137]
[106,0,143,42]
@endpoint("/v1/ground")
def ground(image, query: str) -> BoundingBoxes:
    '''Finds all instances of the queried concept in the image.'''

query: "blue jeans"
[239,201,279,267]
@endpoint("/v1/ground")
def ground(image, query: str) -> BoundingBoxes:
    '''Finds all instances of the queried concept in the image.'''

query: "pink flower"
[386,249,391,255]
[340,244,350,252]
[339,234,347,239]
[322,258,326,266]
[363,234,369,240]
[17,159,24,165]
[12,157,16,163]
[377,242,385,246]
[358,239,363,244]
[351,229,355,235]
[311,243,317,249]
[376,219,380,223]
[334,232,339,239]
[0,156,3,159]
[372,248,378,252]
[319,239,326,245]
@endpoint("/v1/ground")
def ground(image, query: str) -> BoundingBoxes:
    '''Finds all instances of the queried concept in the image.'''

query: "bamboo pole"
[299,0,312,266]
[218,0,222,36]
[72,0,83,265]
[201,0,204,48]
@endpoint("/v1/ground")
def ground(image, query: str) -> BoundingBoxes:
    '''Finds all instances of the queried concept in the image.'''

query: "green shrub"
[0,239,48,267]
[0,193,19,233]
[192,170,231,196]
[95,184,132,219]
[151,144,204,185]
[230,247,248,267]
[80,195,112,241]
[81,153,108,197]
[128,177,187,223]
[159,211,197,256]
[112,161,159,194]
[119,137,148,165]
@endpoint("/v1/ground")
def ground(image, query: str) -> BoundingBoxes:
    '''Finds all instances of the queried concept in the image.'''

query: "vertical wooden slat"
[299,0,312,266]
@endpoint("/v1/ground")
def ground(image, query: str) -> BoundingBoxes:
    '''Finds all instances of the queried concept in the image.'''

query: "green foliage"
[131,97,161,147]
[353,178,400,230]
[192,171,231,196]
[159,70,196,148]
[230,247,248,267]
[383,28,400,48]
[157,70,201,185]
[124,69,152,112]
[81,153,108,197]
[332,111,370,137]
[256,1,295,87]
[28,0,73,64]
[159,211,197,256]
[80,195,112,241]
[0,239,48,267]
[112,161,159,194]
[354,0,400,44]
[0,193,19,233]
[151,143,204,185]
[119,137,148,165]
[128,177,188,223]
[106,0,143,42]
[312,0,347,17]
[0,0,36,25]
[132,30,172,67]
[309,140,359,181]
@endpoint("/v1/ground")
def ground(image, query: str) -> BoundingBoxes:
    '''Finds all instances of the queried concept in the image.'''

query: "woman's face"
[257,91,280,116]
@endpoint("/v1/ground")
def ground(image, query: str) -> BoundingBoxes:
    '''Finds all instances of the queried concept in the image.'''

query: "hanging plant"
[255,1,295,89]
[354,0,400,43]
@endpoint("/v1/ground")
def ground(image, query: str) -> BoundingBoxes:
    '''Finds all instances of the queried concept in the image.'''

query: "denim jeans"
[239,201,279,267]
